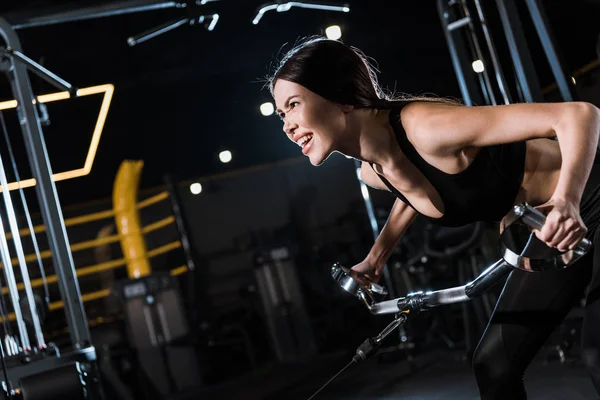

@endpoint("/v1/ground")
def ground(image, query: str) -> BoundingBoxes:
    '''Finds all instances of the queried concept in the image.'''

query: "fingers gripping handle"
[514,204,592,254]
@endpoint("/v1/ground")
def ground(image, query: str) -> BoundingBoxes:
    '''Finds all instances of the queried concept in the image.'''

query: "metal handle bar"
[332,203,593,315]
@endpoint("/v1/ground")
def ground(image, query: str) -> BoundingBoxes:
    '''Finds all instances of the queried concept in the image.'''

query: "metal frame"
[7,1,186,30]
[523,0,578,101]
[437,0,486,106]
[438,0,578,105]
[494,0,544,103]
[0,16,92,350]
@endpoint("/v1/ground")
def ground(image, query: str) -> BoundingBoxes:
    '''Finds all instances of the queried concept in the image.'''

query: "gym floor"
[188,349,598,400]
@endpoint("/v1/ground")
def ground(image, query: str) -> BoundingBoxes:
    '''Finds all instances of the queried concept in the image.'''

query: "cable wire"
[0,111,51,308]
[306,359,356,400]
[0,280,12,399]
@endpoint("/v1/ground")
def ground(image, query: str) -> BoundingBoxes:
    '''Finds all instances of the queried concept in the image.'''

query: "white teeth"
[298,134,313,148]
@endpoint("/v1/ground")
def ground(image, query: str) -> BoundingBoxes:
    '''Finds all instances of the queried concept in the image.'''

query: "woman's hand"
[533,197,587,252]
[350,258,382,285]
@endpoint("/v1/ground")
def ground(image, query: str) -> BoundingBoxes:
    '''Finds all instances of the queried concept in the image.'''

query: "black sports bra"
[373,105,526,227]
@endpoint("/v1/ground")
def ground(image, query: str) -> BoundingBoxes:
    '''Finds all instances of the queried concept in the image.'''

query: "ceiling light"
[472,60,485,73]
[219,150,232,163]
[325,25,342,40]
[190,183,202,195]
[260,102,275,116]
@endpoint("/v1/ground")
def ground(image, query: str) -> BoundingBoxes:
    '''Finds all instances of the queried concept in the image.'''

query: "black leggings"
[472,239,600,399]
[473,154,600,399]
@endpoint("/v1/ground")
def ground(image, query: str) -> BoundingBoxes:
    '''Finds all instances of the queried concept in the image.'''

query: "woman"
[268,37,600,399]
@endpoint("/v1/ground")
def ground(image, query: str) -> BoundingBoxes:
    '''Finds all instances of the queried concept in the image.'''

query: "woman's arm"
[353,198,418,280]
[368,198,418,270]
[403,100,600,250]
[355,162,417,279]
[401,101,600,157]
[550,103,600,204]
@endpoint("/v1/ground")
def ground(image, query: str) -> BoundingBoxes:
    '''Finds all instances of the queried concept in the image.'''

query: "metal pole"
[494,0,544,103]
[437,0,485,106]
[0,17,92,349]
[5,48,76,94]
[524,0,578,101]
[0,153,46,349]
[164,175,197,273]
[472,0,512,104]
[457,0,498,105]
[0,212,30,351]
[8,0,184,30]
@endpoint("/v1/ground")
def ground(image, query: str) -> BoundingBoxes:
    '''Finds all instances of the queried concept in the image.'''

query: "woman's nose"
[283,119,297,136]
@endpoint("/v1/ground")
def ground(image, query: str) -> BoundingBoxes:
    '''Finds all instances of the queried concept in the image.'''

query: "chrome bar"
[472,0,512,104]
[447,16,470,31]
[368,258,513,315]
[422,286,469,307]
[369,298,402,315]
[457,0,497,105]
[0,156,46,348]
[253,2,350,25]
[10,0,183,30]
[465,259,512,297]
[5,48,75,94]
[0,212,30,350]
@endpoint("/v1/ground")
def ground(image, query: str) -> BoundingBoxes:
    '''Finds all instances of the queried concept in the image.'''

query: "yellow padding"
[114,160,151,278]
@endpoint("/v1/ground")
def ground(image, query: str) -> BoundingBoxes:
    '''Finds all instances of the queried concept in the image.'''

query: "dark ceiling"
[0,0,599,207]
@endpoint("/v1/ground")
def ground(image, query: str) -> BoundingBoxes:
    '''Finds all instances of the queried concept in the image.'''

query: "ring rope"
[2,241,183,295]
[0,216,176,268]
[4,190,170,239]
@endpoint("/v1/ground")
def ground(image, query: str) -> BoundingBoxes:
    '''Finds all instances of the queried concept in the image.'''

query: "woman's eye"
[290,101,299,108]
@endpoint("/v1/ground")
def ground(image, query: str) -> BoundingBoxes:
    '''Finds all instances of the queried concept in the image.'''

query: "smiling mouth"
[300,135,313,155]
[297,134,313,149]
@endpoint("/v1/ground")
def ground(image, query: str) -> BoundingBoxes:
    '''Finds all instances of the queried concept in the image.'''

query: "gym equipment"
[0,15,106,399]
[254,246,317,363]
[308,203,591,399]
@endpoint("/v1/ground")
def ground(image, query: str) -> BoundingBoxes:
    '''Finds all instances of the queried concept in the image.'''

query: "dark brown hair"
[268,36,459,108]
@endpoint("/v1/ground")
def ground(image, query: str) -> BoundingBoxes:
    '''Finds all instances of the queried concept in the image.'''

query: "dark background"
[1,2,599,396]
[0,0,598,208]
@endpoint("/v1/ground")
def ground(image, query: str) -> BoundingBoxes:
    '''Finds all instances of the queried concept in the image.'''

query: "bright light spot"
[571,76,576,84]
[472,60,485,73]
[207,14,219,31]
[343,7,350,12]
[361,184,370,200]
[219,150,232,163]
[260,102,274,116]
[190,183,202,195]
[325,25,342,40]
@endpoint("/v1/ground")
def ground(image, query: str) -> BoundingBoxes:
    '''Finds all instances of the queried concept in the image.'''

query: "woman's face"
[273,79,349,166]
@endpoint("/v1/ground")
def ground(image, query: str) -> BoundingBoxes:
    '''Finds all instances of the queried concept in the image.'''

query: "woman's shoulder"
[397,100,465,156]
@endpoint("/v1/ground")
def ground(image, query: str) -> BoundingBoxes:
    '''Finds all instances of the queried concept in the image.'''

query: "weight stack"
[253,246,316,363]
